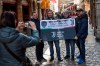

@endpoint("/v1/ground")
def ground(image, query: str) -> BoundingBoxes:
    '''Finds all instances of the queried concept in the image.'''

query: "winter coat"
[44,17,55,20]
[30,18,40,34]
[0,27,39,66]
[30,18,42,39]
[75,13,88,38]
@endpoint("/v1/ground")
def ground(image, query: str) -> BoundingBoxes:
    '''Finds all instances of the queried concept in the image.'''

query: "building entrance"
[22,6,29,22]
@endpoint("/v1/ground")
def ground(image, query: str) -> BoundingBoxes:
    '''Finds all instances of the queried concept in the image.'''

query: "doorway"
[3,3,17,20]
[22,6,29,22]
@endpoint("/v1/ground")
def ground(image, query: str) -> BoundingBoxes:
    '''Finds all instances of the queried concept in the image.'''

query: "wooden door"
[3,3,18,21]
[22,6,29,22]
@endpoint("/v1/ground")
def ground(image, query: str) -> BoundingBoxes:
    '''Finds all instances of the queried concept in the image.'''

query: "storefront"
[2,0,17,20]
[0,0,34,22]
[64,4,77,11]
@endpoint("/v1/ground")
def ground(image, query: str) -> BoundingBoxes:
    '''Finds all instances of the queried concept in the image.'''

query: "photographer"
[0,11,39,66]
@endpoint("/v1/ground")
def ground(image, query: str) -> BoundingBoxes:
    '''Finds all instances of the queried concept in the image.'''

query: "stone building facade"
[0,0,37,22]
[74,0,90,12]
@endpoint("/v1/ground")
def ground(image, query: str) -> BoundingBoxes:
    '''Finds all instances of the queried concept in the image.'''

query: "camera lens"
[25,23,29,27]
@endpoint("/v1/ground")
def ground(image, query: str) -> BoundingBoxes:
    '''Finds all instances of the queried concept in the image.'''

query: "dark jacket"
[0,27,39,66]
[55,14,62,19]
[75,13,88,38]
[44,17,55,20]
[31,18,41,38]
[31,18,40,33]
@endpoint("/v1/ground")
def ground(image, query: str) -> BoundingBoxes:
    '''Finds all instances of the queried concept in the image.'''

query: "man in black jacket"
[31,12,46,63]
[75,9,88,64]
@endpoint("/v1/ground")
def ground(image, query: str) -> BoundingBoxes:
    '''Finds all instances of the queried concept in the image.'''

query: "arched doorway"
[3,3,16,12]
[3,0,17,21]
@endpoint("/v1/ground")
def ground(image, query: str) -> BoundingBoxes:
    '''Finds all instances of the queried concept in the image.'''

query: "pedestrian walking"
[62,11,76,61]
[30,11,47,64]
[45,10,63,62]
[75,8,88,64]
[0,11,39,66]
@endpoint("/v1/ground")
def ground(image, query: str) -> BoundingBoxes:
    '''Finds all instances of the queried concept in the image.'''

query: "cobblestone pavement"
[26,25,100,66]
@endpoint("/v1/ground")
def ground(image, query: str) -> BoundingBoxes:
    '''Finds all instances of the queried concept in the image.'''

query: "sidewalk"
[26,25,100,66]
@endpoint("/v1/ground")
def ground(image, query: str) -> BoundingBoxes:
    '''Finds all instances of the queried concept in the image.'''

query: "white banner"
[40,18,75,29]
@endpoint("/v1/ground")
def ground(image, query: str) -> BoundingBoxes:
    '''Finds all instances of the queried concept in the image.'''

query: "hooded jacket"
[0,27,39,66]
[75,13,88,38]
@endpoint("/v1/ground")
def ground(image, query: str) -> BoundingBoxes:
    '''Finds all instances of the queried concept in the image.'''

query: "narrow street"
[0,0,100,66]
[26,24,100,66]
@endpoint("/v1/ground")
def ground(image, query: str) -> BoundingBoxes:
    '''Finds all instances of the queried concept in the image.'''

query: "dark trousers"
[36,40,44,61]
[65,39,75,56]
[48,40,61,60]
[76,37,86,60]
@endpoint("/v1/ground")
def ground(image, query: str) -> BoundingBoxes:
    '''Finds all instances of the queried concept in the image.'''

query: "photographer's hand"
[29,21,37,30]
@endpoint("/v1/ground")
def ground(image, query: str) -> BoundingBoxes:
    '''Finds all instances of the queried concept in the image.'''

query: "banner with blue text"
[40,18,76,41]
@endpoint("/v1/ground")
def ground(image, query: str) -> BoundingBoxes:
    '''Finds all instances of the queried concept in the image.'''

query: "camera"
[25,22,30,28]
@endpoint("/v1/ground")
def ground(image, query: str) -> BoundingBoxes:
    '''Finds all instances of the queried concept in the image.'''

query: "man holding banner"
[40,10,76,62]
[44,10,63,62]
[62,11,76,61]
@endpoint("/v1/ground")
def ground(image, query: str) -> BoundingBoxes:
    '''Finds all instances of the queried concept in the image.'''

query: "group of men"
[30,8,88,64]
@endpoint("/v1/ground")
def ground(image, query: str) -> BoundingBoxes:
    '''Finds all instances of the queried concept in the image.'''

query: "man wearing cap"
[75,8,88,64]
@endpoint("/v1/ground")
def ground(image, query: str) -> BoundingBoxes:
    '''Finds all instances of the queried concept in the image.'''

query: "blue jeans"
[65,39,75,56]
[48,40,61,59]
[76,38,86,60]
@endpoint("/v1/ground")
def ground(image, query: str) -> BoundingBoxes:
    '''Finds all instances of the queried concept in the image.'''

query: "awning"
[67,4,76,9]
[64,4,77,11]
